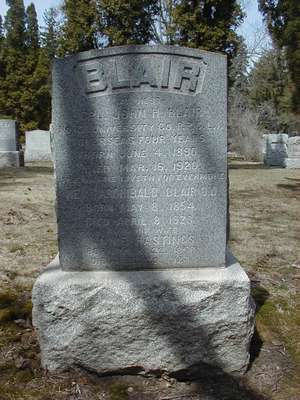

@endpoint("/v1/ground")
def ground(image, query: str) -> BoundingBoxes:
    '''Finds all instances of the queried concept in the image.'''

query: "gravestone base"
[32,252,255,376]
[285,158,300,169]
[0,151,20,168]
[264,156,287,168]
[25,151,52,162]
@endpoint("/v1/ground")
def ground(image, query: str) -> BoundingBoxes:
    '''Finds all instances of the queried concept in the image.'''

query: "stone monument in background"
[264,133,288,167]
[0,119,21,168]
[32,46,255,376]
[25,129,52,163]
[286,136,300,168]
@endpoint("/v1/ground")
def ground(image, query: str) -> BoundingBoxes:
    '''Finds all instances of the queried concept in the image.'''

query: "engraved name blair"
[77,54,206,96]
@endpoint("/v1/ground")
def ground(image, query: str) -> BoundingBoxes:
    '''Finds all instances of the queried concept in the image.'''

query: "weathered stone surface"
[25,130,52,162]
[0,120,20,167]
[286,136,300,169]
[32,251,255,376]
[33,45,255,376]
[0,151,20,168]
[52,45,228,271]
[264,133,288,167]
[0,119,18,151]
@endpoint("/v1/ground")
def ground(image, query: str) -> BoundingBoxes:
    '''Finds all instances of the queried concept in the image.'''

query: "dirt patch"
[0,163,57,287]
[0,162,300,399]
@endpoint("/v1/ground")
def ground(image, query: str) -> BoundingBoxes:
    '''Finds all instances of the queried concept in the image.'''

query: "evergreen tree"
[171,0,244,57]
[41,8,61,59]
[59,0,98,55]
[0,15,6,118]
[248,47,299,133]
[0,0,51,131]
[4,0,26,49]
[259,0,300,113]
[26,3,39,49]
[21,49,51,130]
[31,49,51,129]
[1,1,28,122]
[99,0,159,46]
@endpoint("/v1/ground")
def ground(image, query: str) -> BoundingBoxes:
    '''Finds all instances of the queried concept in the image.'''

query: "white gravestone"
[286,136,300,168]
[25,130,52,162]
[0,119,21,168]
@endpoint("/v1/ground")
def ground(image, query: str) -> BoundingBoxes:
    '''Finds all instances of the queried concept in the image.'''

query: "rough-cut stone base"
[0,151,20,168]
[286,158,300,169]
[32,252,255,376]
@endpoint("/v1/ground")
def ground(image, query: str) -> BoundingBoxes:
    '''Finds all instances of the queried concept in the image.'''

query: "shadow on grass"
[277,182,300,192]
[248,285,270,368]
[284,178,300,182]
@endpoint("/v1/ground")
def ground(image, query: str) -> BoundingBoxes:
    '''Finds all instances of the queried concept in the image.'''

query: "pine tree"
[41,8,60,59]
[259,0,300,113]
[0,0,51,131]
[1,1,27,123]
[171,0,244,58]
[59,0,98,55]
[0,15,6,118]
[31,49,51,129]
[21,48,51,130]
[248,47,299,132]
[26,3,39,49]
[4,0,27,49]
[99,0,159,46]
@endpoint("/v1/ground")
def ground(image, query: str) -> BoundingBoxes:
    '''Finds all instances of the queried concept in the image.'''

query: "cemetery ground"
[0,163,299,400]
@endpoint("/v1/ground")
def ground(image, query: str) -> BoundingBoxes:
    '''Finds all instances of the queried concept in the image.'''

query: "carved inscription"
[53,46,227,270]
[77,54,207,96]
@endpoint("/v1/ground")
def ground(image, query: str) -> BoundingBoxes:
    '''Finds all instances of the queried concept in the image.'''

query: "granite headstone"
[52,45,227,271]
[25,130,52,162]
[265,133,288,167]
[33,45,254,376]
[0,119,20,168]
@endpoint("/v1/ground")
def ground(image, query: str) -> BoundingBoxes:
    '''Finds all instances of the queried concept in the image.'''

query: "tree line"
[228,0,300,159]
[0,0,299,146]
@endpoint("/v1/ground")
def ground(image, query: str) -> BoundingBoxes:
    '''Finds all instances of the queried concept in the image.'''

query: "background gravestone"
[286,136,300,168]
[25,130,52,162]
[262,134,267,160]
[264,133,288,167]
[32,45,255,376]
[0,119,21,168]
